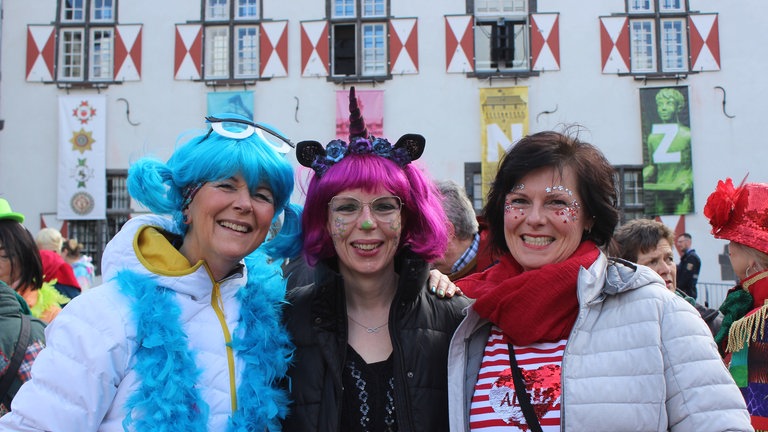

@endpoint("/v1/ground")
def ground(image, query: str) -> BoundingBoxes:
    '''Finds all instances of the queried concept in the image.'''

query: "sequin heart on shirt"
[487,364,562,430]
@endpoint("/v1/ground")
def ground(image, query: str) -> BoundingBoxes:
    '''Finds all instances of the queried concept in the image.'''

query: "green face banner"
[640,86,694,216]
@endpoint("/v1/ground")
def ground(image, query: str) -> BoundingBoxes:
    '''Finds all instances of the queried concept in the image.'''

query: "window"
[614,166,645,223]
[67,170,132,276]
[464,162,483,214]
[202,0,262,80]
[56,0,116,82]
[473,0,529,73]
[627,0,689,74]
[329,0,389,78]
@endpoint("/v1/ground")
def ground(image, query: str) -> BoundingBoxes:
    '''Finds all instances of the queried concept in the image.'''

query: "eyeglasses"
[205,115,295,153]
[328,196,403,224]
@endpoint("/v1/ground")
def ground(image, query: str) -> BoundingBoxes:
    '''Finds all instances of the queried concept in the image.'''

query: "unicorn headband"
[296,87,425,177]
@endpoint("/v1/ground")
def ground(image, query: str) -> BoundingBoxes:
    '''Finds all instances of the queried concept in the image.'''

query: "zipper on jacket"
[390,298,414,431]
[560,298,592,430]
[211,280,237,412]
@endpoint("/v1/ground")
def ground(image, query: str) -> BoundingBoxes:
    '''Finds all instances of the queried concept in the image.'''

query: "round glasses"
[205,115,295,154]
[328,196,403,224]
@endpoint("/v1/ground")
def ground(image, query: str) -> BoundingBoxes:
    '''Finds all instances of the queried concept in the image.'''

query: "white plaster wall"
[0,0,765,287]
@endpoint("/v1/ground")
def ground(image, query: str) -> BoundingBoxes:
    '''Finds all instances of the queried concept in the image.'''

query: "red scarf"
[457,241,600,346]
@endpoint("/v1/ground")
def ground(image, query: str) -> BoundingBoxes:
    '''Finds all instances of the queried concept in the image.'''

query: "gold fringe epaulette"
[727,304,768,353]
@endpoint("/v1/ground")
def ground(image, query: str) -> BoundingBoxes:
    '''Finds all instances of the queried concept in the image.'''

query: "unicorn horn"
[348,86,369,141]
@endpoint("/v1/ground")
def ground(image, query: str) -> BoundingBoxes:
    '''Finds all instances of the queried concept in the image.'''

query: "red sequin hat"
[703,177,768,255]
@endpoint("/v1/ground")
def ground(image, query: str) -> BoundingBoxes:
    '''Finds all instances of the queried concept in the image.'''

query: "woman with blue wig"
[0,114,302,431]
[282,88,470,431]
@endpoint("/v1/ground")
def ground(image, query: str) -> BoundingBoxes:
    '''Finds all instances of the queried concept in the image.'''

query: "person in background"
[448,131,750,431]
[0,113,302,431]
[676,232,701,299]
[37,250,80,301]
[33,228,62,255]
[0,279,46,416]
[704,177,768,429]
[283,88,470,431]
[34,228,81,300]
[432,180,496,282]
[60,239,95,291]
[0,202,47,416]
[0,202,68,324]
[608,218,722,336]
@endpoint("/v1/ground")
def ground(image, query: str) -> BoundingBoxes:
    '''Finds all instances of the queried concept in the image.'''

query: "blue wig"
[127,113,302,259]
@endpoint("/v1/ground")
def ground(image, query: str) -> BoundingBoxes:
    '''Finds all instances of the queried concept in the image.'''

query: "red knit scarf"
[457,241,600,346]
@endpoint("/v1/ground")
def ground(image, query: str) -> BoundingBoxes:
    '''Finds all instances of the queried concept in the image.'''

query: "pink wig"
[302,153,447,266]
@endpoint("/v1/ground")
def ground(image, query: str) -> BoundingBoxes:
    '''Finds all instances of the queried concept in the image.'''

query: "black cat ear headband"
[296,87,425,177]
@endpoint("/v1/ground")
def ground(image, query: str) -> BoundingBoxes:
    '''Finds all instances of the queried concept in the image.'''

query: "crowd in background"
[0,99,764,430]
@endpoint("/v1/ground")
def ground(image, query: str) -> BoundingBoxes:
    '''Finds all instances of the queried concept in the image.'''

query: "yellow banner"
[480,87,529,201]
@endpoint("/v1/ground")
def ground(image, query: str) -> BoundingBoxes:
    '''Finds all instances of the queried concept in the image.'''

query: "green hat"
[0,198,24,223]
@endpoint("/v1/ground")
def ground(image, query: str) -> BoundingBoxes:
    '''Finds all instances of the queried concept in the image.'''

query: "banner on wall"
[640,86,694,216]
[336,89,383,140]
[480,87,529,200]
[207,90,254,119]
[57,95,107,220]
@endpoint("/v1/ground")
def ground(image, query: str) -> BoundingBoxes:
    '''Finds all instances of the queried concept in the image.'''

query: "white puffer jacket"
[0,215,249,431]
[448,253,752,431]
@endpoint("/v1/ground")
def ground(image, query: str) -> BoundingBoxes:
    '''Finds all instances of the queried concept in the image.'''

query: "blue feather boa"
[118,254,293,431]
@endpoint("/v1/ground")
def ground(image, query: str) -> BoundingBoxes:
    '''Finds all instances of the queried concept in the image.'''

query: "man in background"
[676,232,701,299]
[432,180,496,281]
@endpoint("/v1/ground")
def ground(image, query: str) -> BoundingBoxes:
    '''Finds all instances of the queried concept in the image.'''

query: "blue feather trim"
[117,253,293,431]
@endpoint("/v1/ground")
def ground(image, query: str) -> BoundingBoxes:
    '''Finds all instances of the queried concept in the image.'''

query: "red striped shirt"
[469,326,565,431]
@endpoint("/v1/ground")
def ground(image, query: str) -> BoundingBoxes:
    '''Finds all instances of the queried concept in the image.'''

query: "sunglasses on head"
[204,115,295,154]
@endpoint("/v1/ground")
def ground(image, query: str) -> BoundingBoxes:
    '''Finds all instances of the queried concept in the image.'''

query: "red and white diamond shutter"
[689,14,720,72]
[599,16,629,74]
[115,24,142,81]
[300,20,329,77]
[445,15,474,74]
[389,18,418,75]
[260,20,288,78]
[174,24,202,80]
[26,25,55,82]
[531,13,560,71]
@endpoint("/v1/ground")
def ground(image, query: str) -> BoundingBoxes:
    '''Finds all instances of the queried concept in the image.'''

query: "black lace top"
[341,345,398,432]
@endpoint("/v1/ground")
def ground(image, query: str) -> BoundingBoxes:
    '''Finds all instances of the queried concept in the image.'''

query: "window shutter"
[26,25,55,82]
[115,25,142,81]
[599,16,629,74]
[300,20,329,77]
[445,15,474,73]
[689,14,720,71]
[174,24,202,80]
[260,21,288,78]
[531,13,560,71]
[389,18,418,75]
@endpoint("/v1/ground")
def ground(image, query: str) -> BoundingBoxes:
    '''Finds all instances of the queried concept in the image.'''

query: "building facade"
[0,0,765,292]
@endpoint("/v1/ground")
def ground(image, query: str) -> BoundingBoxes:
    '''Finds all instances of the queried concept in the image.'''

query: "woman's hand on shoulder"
[428,269,463,298]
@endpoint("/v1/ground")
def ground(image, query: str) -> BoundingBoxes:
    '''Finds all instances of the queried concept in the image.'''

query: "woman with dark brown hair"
[448,131,750,431]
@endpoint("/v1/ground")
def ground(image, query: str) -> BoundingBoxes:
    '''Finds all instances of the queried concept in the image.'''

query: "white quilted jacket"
[0,215,248,431]
[448,253,752,431]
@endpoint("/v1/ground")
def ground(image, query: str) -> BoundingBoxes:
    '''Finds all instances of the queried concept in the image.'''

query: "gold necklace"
[348,314,388,334]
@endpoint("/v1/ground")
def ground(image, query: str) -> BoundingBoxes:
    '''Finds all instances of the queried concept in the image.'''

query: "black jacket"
[677,249,701,299]
[282,250,470,431]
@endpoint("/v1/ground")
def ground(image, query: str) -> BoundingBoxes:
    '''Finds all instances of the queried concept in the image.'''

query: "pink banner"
[336,89,384,140]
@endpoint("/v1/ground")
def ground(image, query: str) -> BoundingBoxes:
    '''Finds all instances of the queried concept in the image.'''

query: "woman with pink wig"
[282,88,469,431]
